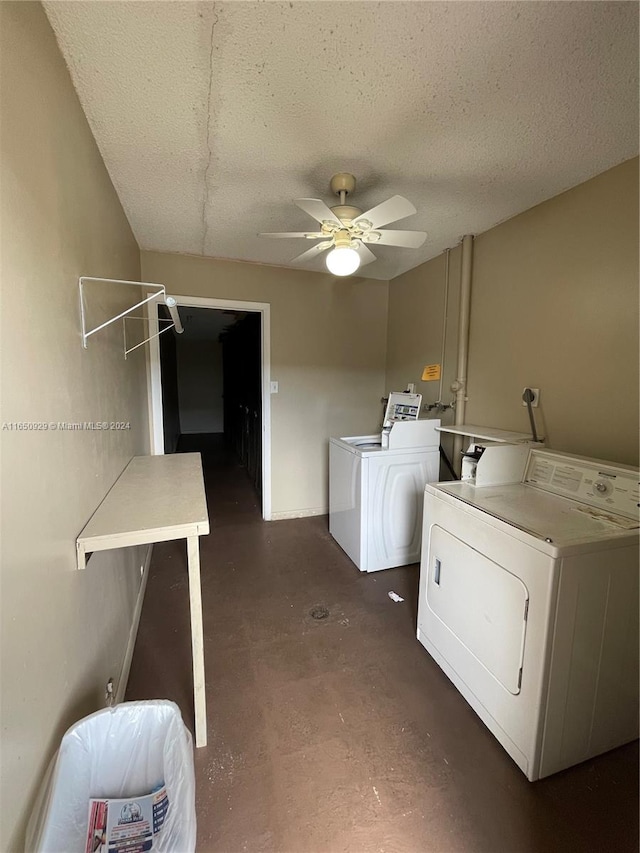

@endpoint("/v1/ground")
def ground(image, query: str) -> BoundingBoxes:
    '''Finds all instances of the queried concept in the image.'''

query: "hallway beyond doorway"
[158,303,263,505]
[148,294,272,519]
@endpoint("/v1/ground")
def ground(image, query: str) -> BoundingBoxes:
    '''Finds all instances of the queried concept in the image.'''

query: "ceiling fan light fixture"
[326,246,361,276]
[262,174,425,273]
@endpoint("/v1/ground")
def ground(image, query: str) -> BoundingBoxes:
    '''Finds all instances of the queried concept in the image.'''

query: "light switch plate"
[270,380,279,394]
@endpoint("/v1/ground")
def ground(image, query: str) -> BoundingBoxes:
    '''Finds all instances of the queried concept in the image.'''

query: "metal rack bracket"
[79,276,183,358]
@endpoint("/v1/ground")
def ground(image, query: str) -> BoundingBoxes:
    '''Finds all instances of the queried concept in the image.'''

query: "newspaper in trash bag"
[85,784,169,853]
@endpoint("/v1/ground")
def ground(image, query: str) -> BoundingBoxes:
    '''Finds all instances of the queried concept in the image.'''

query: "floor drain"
[310,606,330,620]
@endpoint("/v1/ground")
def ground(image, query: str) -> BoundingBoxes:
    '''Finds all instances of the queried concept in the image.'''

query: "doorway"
[147,295,272,520]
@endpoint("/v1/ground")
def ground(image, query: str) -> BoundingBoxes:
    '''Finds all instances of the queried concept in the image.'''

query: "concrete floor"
[126,435,639,853]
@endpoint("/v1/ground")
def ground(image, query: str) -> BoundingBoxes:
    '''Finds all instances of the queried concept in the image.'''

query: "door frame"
[146,294,272,521]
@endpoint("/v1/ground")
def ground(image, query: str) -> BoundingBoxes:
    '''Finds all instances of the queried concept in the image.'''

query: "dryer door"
[425,525,529,694]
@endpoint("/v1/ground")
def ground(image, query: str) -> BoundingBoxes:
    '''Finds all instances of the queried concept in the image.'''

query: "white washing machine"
[329,409,441,572]
[417,447,639,780]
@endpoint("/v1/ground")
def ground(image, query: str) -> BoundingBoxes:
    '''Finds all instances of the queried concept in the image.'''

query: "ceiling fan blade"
[355,195,416,229]
[259,232,324,239]
[363,229,427,249]
[355,242,377,267]
[294,198,343,226]
[290,241,333,265]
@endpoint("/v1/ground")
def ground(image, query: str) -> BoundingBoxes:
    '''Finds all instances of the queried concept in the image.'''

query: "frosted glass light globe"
[326,246,361,277]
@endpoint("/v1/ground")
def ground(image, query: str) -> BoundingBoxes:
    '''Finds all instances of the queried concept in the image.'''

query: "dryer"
[329,404,440,572]
[417,447,639,780]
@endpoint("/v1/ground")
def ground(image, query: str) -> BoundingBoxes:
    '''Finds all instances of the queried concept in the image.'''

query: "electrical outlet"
[522,388,540,408]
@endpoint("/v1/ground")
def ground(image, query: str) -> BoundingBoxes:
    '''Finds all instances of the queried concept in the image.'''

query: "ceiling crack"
[201,4,218,255]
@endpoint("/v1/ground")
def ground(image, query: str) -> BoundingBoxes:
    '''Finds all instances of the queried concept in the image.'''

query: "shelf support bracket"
[79,276,167,349]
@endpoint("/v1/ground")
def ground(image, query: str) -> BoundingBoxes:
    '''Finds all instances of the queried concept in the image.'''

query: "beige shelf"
[436,424,535,444]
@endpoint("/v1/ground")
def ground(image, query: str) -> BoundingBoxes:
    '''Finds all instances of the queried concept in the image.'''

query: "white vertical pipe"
[437,249,450,404]
[452,235,474,472]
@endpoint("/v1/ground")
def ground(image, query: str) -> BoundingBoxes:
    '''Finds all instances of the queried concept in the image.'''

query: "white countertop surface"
[78,453,209,549]
[436,424,535,443]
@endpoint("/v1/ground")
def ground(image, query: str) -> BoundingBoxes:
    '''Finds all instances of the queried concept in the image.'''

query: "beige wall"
[142,252,389,515]
[387,158,639,468]
[0,5,149,850]
[466,157,639,465]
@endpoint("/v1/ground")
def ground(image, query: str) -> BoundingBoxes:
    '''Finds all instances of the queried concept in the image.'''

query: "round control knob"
[594,480,612,496]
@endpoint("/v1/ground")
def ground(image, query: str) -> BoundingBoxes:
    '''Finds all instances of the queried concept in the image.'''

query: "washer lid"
[330,434,384,456]
[435,482,639,549]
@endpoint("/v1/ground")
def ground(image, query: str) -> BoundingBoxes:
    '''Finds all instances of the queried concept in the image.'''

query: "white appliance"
[417,447,639,780]
[329,393,440,572]
[437,423,544,480]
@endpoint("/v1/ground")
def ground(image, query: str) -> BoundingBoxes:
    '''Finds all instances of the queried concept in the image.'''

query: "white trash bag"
[26,700,196,853]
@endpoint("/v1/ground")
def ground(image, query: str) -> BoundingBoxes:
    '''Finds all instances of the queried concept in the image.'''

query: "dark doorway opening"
[220,312,262,497]
[158,306,262,500]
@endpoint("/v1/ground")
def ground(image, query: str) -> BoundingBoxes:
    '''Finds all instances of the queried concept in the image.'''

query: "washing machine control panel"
[524,450,639,521]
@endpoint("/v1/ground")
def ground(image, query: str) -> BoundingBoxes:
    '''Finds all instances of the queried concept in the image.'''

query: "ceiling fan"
[259,173,427,276]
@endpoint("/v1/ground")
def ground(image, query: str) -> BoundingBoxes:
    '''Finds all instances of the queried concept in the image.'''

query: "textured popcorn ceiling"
[44,1,638,281]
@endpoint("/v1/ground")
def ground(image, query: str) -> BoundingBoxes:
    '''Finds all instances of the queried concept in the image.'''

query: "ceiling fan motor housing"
[330,204,363,224]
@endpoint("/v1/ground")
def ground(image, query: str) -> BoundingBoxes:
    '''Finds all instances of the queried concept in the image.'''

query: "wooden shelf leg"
[187,535,207,747]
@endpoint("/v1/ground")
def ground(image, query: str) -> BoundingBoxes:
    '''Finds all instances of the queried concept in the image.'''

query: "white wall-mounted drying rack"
[79,277,184,359]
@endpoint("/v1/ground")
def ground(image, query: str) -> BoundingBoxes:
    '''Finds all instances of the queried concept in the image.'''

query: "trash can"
[26,700,196,853]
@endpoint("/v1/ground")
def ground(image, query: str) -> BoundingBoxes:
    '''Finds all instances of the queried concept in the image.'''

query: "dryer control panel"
[524,450,640,521]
